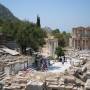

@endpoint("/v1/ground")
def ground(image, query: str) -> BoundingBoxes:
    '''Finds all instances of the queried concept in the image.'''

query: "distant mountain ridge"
[0,3,18,21]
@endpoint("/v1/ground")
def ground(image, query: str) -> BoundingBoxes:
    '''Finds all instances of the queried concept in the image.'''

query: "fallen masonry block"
[64,85,73,90]
[73,87,78,90]
[63,75,76,84]
[47,84,60,90]
[25,80,45,90]
[81,66,87,73]
[59,85,65,90]
[85,79,90,90]
[3,84,21,90]
[86,71,90,79]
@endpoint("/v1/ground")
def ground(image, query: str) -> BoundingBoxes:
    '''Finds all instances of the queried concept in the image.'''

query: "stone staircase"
[0,72,6,81]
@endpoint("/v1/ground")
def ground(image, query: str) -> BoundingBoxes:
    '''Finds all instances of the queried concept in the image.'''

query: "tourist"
[64,55,65,62]
[62,56,64,64]
[59,57,62,62]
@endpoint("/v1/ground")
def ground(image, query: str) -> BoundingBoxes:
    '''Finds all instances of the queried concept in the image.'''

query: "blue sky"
[0,0,90,32]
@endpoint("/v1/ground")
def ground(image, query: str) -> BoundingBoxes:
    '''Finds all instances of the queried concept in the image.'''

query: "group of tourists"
[34,53,67,71]
[59,56,66,64]
[40,58,50,71]
[34,55,50,71]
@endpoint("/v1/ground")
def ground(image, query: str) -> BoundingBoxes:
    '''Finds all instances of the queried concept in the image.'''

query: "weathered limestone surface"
[85,79,90,90]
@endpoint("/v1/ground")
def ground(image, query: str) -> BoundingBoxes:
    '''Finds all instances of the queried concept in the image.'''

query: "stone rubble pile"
[0,48,90,90]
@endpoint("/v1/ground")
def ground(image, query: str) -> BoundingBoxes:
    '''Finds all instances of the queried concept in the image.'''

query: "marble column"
[73,39,75,49]
[85,40,87,50]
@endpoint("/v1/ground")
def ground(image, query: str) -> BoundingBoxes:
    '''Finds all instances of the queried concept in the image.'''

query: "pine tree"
[36,15,41,27]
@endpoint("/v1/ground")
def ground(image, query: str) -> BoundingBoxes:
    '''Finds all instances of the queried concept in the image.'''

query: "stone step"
[0,73,6,80]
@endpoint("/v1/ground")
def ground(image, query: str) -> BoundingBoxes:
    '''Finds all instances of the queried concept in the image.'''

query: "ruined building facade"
[40,36,58,58]
[70,27,90,50]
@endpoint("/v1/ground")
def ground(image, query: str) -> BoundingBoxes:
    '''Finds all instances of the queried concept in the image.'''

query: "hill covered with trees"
[0,4,46,54]
[0,3,18,21]
[0,3,70,55]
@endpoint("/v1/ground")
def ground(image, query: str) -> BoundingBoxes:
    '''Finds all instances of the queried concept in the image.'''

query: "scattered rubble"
[0,48,90,90]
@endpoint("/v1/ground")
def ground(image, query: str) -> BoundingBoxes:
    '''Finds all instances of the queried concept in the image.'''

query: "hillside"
[0,3,18,21]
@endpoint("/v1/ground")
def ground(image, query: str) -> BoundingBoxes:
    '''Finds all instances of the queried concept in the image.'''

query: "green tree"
[36,15,41,27]
[52,29,71,47]
[52,29,66,47]
[62,31,71,46]
[52,29,60,35]
[55,46,64,57]
[16,21,46,54]
[16,22,29,54]
[0,19,22,41]
[0,19,46,54]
